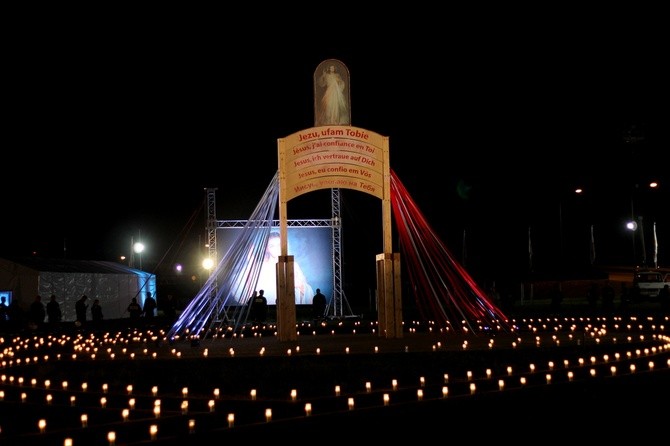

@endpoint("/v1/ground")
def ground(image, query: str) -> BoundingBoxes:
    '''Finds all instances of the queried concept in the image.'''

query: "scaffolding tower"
[205,187,353,318]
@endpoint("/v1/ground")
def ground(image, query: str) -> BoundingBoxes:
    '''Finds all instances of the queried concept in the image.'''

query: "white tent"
[0,257,156,321]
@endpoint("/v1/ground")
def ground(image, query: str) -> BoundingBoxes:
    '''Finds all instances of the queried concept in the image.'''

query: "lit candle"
[265,408,272,422]
[107,431,116,446]
[227,413,234,428]
[38,419,46,433]
[291,389,297,401]
[150,424,158,440]
[348,398,354,410]
[392,379,398,391]
[100,397,107,408]
[81,414,88,428]
[335,385,341,396]
[442,386,449,398]
[383,393,390,405]
[189,419,196,433]
[417,389,423,401]
[305,403,312,416]
[365,382,371,393]
[213,388,220,399]
[250,389,257,400]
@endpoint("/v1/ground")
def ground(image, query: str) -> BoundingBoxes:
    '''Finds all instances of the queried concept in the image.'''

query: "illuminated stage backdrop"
[217,226,334,305]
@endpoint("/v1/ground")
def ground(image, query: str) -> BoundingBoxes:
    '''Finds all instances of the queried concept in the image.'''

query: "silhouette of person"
[127,297,142,320]
[248,290,258,319]
[75,295,89,325]
[257,231,314,305]
[0,296,7,333]
[91,299,103,324]
[46,294,62,326]
[7,299,23,332]
[312,288,327,319]
[143,291,157,319]
[317,64,349,125]
[251,290,268,323]
[29,295,46,329]
[163,294,177,321]
[0,296,8,323]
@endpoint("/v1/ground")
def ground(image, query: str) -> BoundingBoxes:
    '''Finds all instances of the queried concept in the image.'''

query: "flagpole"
[590,224,596,265]
[528,226,533,273]
[653,221,658,269]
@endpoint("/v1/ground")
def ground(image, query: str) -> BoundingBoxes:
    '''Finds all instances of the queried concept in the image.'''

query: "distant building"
[0,257,156,321]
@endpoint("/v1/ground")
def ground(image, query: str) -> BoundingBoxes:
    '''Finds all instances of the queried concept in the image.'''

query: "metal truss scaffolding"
[205,187,353,318]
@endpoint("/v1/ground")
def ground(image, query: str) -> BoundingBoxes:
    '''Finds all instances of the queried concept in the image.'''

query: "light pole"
[627,197,638,268]
[133,241,145,270]
[558,187,584,273]
[201,258,214,288]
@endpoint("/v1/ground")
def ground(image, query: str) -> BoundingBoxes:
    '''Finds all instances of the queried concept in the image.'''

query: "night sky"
[4,13,667,302]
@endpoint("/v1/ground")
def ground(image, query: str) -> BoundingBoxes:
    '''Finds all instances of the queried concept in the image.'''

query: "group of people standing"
[0,293,104,332]
[247,288,329,323]
[74,295,104,325]
[0,290,165,332]
[125,291,157,323]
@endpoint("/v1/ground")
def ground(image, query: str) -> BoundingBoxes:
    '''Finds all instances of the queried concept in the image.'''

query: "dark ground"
[1,304,669,444]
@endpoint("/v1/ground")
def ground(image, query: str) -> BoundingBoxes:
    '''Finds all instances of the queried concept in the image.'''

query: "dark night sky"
[4,11,667,299]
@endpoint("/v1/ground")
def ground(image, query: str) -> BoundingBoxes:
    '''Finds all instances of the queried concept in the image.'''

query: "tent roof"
[1,257,149,275]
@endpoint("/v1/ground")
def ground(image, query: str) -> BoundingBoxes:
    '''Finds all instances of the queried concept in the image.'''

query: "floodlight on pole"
[202,258,214,271]
[133,242,145,270]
